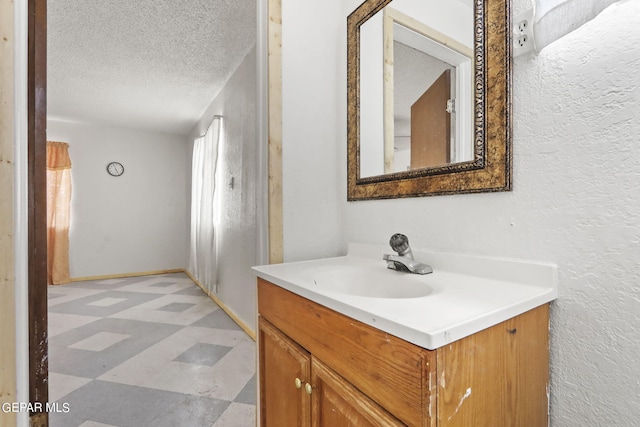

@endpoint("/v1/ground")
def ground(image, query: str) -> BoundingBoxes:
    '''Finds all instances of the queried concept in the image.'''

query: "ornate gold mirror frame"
[347,0,512,200]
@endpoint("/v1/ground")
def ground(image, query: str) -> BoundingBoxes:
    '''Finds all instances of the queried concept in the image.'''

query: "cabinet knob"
[295,378,302,389]
[305,383,313,394]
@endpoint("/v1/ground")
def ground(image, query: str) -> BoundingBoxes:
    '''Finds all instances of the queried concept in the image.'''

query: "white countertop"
[252,243,557,350]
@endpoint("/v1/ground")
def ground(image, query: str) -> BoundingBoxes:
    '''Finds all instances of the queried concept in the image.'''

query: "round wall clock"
[106,161,125,177]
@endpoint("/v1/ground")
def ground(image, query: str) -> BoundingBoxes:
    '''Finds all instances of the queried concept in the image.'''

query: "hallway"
[47,273,256,427]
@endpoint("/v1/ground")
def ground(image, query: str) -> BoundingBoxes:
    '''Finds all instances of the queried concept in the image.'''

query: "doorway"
[26,1,273,425]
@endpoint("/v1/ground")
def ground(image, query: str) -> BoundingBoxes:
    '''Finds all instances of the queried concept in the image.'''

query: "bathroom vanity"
[253,244,557,426]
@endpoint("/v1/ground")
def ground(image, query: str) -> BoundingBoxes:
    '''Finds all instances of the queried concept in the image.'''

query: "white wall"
[47,119,190,278]
[281,0,640,425]
[281,0,345,262]
[188,46,258,331]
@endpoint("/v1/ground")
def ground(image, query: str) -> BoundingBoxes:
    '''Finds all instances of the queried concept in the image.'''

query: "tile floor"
[48,273,256,427]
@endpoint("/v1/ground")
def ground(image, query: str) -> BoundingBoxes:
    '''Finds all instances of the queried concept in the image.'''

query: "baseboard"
[183,270,257,341]
[70,269,184,283]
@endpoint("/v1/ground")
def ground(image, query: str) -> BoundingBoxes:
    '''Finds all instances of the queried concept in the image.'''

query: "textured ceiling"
[47,0,256,135]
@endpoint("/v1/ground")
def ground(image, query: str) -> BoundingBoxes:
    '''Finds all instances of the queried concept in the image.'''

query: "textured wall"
[517,2,640,424]
[281,0,640,425]
[47,120,190,278]
[47,0,256,135]
[188,47,259,331]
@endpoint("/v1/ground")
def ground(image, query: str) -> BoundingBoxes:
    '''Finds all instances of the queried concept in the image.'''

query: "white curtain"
[189,116,223,293]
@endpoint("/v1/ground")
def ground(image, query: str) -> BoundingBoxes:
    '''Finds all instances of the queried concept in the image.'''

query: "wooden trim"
[1,0,17,423]
[29,412,47,427]
[382,9,395,174]
[385,7,473,59]
[28,0,48,423]
[184,270,257,341]
[267,0,283,264]
[70,269,184,283]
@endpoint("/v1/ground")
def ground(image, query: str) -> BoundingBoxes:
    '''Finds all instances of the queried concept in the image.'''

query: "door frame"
[26,0,49,425]
[21,1,280,426]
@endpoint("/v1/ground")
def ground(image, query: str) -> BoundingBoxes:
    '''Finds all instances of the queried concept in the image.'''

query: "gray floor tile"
[157,302,196,312]
[174,343,233,367]
[50,318,182,378]
[69,279,133,290]
[173,286,208,297]
[49,291,163,317]
[159,272,194,281]
[49,273,256,426]
[234,374,256,405]
[48,410,87,427]
[49,380,133,427]
[51,380,229,427]
[147,393,230,427]
[191,310,242,331]
[150,281,177,288]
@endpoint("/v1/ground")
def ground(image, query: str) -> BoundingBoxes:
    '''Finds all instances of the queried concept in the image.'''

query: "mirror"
[348,0,512,200]
[360,2,474,177]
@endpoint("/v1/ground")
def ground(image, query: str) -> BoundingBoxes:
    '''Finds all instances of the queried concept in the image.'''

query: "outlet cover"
[513,8,535,57]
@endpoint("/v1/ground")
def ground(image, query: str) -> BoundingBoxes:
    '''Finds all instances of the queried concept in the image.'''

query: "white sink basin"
[252,243,558,349]
[310,265,436,299]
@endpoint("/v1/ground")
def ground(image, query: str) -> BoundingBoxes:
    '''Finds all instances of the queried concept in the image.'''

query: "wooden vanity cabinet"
[259,318,403,426]
[258,318,311,426]
[257,278,549,427]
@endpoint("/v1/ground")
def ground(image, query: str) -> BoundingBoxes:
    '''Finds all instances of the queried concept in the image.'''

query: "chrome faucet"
[383,234,433,275]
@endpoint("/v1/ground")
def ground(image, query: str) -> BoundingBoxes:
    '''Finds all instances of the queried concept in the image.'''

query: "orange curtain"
[46,141,72,285]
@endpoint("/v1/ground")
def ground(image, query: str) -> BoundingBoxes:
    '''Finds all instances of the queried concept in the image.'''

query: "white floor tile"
[48,372,92,403]
[181,326,253,348]
[78,421,119,427]
[109,294,218,326]
[49,273,256,427]
[191,341,256,401]
[113,276,194,295]
[47,287,105,307]
[69,332,131,352]
[97,279,128,285]
[97,326,243,387]
[212,403,256,427]
[98,353,170,387]
[101,326,254,401]
[138,361,207,392]
[87,297,127,307]
[48,313,101,338]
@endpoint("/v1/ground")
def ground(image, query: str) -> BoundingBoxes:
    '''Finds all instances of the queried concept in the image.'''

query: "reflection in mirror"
[347,0,512,200]
[359,0,474,178]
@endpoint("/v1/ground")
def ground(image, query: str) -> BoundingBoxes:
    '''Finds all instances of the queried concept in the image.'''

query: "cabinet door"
[259,317,311,427]
[311,357,405,427]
